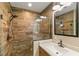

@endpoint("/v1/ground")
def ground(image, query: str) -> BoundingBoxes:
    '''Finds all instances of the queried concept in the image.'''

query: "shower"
[33,16,48,41]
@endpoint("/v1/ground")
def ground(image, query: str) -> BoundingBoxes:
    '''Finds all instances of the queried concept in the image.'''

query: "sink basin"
[46,43,69,56]
[39,41,79,56]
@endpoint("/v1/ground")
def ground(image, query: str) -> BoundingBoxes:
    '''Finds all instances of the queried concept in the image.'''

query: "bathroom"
[0,2,79,56]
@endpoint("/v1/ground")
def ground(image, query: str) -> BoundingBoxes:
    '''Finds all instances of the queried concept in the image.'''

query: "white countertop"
[39,39,79,56]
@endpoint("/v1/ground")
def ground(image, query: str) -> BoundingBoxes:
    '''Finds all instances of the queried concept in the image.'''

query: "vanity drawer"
[39,46,50,56]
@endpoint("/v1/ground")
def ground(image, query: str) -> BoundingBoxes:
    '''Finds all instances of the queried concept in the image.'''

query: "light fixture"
[36,19,42,22]
[40,16,47,19]
[60,24,63,27]
[52,2,73,11]
[28,3,32,7]
[60,2,68,5]
[60,2,72,6]
[52,5,61,11]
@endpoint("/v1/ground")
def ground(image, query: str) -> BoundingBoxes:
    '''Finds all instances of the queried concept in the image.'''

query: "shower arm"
[9,2,18,22]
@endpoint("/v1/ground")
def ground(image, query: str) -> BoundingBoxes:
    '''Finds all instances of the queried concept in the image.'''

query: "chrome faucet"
[58,40,64,48]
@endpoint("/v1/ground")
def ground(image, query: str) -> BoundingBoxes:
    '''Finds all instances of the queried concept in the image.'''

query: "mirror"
[54,2,78,37]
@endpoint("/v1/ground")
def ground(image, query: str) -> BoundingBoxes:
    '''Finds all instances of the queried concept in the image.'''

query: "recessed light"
[28,3,32,7]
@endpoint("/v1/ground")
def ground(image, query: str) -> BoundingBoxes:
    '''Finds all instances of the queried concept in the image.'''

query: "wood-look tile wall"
[0,2,12,55]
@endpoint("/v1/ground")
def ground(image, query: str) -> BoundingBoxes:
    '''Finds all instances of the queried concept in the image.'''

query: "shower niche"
[54,2,78,37]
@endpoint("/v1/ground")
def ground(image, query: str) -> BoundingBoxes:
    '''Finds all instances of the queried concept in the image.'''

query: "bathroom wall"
[40,3,53,39]
[9,7,38,56]
[0,2,12,55]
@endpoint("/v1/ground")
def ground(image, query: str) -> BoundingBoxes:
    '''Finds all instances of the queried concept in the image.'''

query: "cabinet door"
[39,47,50,56]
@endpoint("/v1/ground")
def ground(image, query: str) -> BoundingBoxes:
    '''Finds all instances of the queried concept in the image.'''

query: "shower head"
[10,15,18,22]
[12,15,18,18]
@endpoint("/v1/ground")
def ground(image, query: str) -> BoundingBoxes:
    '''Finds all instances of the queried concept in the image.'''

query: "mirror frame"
[54,2,78,37]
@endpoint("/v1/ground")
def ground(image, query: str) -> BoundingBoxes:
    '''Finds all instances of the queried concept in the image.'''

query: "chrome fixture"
[58,40,64,48]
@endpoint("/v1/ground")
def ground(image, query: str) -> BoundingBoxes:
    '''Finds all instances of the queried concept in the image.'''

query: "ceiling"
[10,2,51,13]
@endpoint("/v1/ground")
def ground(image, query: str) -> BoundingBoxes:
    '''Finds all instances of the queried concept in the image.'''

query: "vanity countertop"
[39,39,79,56]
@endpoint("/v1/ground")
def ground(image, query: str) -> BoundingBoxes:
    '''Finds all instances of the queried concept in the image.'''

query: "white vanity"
[38,39,79,56]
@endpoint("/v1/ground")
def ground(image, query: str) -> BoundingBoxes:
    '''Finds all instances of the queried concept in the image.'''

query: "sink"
[39,41,79,56]
[47,43,69,56]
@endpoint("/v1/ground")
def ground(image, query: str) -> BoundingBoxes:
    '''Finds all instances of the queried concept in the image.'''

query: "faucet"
[58,40,64,48]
